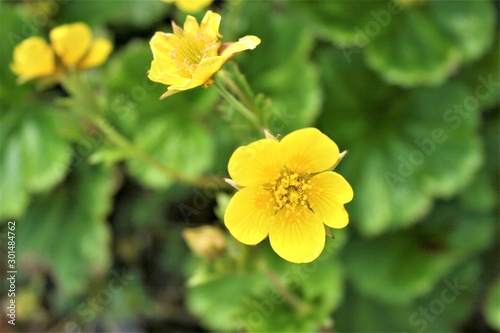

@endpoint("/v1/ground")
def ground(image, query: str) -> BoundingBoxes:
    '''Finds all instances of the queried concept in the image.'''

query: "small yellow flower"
[224,128,354,263]
[148,10,261,99]
[163,0,213,13]
[50,22,113,70]
[10,22,112,84]
[10,37,56,83]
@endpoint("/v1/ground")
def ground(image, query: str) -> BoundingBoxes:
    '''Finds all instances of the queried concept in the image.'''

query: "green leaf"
[457,41,500,110]
[0,106,72,219]
[224,1,322,133]
[459,112,498,212]
[127,111,214,189]
[364,7,458,86]
[317,49,483,236]
[242,242,345,332]
[484,277,500,330]
[343,200,495,304]
[55,0,166,28]
[335,261,481,332]
[17,163,115,296]
[187,272,266,331]
[292,0,387,47]
[298,0,496,87]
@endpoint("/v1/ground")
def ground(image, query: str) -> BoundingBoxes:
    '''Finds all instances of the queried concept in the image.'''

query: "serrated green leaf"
[292,0,387,47]
[17,163,116,296]
[343,201,495,304]
[187,272,266,331]
[233,241,345,332]
[364,7,458,86]
[335,261,481,332]
[318,49,483,236]
[429,0,495,62]
[0,106,72,219]
[298,0,496,86]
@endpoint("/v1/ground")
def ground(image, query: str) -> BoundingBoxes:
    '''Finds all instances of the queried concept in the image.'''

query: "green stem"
[261,263,309,315]
[213,80,261,130]
[60,72,218,188]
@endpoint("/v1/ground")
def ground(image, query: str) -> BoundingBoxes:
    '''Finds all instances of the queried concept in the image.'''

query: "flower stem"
[213,80,261,130]
[60,72,219,189]
[261,263,309,315]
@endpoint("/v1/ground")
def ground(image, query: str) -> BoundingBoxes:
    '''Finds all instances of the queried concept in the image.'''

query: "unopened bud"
[182,225,226,260]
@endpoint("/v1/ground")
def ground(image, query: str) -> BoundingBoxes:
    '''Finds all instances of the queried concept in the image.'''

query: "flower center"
[271,167,312,214]
[170,31,219,77]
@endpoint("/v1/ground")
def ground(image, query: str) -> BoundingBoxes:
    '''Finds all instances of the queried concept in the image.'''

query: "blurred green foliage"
[0,0,498,332]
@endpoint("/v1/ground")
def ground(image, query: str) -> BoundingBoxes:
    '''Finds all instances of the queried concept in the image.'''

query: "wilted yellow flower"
[224,128,354,263]
[163,0,213,13]
[10,37,56,83]
[50,22,113,70]
[148,11,261,98]
[182,225,226,259]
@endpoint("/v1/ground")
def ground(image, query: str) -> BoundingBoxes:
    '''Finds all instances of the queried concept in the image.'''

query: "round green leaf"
[0,106,72,219]
[343,201,495,304]
[17,164,115,296]
[317,49,483,236]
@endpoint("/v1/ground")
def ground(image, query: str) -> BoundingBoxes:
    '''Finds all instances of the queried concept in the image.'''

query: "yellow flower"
[163,0,213,13]
[10,37,56,83]
[148,10,261,99]
[11,22,113,84]
[224,128,354,263]
[50,22,113,70]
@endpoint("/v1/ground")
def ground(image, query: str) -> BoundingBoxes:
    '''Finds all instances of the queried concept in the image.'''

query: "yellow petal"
[307,172,353,229]
[280,128,340,174]
[189,56,226,87]
[269,206,325,263]
[224,186,274,245]
[221,36,261,59]
[200,10,221,40]
[148,59,191,86]
[50,22,92,66]
[10,37,56,83]
[183,15,200,35]
[228,138,282,187]
[160,89,182,99]
[150,32,179,66]
[77,38,112,70]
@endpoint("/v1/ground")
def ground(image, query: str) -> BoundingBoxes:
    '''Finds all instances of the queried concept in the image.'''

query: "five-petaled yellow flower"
[148,10,261,99]
[162,0,213,13]
[11,22,112,83]
[224,128,354,263]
